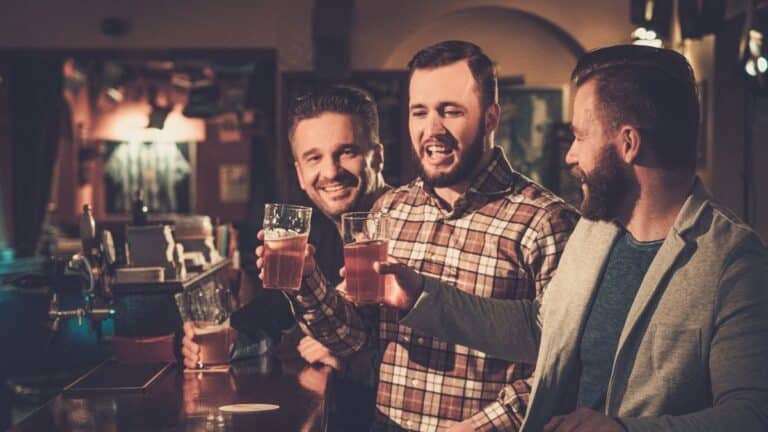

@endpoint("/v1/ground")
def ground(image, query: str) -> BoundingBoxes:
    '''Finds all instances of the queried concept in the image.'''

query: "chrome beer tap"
[47,205,116,342]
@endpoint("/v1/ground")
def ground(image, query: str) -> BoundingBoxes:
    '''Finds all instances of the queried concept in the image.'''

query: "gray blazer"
[401,182,768,431]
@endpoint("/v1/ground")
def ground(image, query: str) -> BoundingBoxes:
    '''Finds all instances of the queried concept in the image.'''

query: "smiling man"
[274,40,578,431]
[388,45,768,432]
[184,86,388,431]
[291,93,388,222]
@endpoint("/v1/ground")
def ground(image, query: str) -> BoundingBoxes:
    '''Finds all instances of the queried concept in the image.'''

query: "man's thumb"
[374,260,404,276]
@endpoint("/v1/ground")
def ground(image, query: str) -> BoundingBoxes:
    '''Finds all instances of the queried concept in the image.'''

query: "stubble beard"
[420,121,486,188]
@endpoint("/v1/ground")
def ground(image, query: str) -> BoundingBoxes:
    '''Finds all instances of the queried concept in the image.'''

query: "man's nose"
[425,112,446,137]
[319,158,342,180]
[564,140,578,166]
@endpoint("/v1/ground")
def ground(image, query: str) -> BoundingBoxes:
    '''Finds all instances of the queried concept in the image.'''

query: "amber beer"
[341,212,388,304]
[262,204,312,291]
[344,239,388,303]
[262,233,309,290]
[193,322,235,366]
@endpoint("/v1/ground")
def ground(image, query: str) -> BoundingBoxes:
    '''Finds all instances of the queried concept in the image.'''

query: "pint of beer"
[193,321,237,367]
[341,212,388,304]
[262,204,312,291]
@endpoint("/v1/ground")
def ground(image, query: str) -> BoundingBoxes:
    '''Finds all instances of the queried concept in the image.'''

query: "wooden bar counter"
[11,354,331,432]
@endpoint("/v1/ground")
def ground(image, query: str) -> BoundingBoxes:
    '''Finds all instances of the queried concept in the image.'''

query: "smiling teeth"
[322,185,346,192]
[426,145,451,155]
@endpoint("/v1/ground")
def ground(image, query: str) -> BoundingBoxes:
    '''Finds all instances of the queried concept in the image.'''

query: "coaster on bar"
[218,403,280,414]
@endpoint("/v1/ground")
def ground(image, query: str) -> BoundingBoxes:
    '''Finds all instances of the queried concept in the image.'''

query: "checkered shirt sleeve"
[289,267,369,357]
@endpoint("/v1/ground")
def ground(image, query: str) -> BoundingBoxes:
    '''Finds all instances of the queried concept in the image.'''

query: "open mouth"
[423,142,455,165]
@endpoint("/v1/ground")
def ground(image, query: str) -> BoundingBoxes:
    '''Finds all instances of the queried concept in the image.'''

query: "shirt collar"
[415,147,518,217]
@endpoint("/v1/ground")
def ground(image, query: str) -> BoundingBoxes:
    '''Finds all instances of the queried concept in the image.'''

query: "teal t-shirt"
[576,230,663,410]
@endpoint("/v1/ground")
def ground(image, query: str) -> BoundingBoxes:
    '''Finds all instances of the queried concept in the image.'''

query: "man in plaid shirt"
[264,41,578,431]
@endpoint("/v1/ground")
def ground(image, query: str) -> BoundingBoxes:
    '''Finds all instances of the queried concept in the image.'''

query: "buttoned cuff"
[469,400,523,431]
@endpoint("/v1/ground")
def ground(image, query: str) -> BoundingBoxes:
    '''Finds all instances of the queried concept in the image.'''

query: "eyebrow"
[408,101,467,111]
[299,148,320,160]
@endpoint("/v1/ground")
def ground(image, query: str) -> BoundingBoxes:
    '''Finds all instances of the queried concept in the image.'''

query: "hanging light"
[739,0,767,88]
[742,30,767,77]
[630,0,672,47]
[632,26,664,47]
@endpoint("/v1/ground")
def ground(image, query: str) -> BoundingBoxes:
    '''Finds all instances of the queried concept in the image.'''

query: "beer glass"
[262,204,312,291]
[192,321,237,367]
[341,212,388,304]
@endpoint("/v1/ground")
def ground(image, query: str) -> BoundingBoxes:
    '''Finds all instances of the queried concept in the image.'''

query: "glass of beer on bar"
[341,211,388,304]
[193,321,237,367]
[262,203,312,291]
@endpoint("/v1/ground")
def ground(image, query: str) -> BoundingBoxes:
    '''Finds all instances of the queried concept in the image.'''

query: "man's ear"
[484,103,500,135]
[294,161,306,191]
[618,125,641,165]
[369,143,384,173]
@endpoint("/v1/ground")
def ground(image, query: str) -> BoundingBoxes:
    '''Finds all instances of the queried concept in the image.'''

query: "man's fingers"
[298,336,319,350]
[184,357,198,370]
[183,321,195,334]
[543,416,566,432]
[255,245,264,257]
[374,260,408,276]
[306,244,316,256]
[257,230,265,241]
[182,344,200,369]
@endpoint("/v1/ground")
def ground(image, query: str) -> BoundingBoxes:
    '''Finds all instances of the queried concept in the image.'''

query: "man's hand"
[543,408,625,432]
[181,321,202,369]
[445,419,474,431]
[255,230,317,281]
[297,336,340,370]
[373,259,424,311]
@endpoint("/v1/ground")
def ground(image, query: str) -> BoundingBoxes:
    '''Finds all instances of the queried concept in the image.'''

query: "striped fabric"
[291,147,578,431]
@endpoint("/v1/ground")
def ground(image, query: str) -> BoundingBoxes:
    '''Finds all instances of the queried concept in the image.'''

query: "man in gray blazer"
[376,45,768,431]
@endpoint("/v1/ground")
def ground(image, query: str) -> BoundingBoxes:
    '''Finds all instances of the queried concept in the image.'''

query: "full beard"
[574,145,637,221]
[419,122,486,188]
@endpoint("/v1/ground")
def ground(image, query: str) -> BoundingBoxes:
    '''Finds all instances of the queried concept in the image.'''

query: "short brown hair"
[408,40,498,109]
[572,45,700,171]
[288,85,379,152]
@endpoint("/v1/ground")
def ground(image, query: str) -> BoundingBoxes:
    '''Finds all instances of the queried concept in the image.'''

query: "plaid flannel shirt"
[290,148,578,431]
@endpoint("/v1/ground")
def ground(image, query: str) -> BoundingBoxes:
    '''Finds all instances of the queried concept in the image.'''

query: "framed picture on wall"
[103,140,195,215]
[497,83,562,178]
[496,80,580,206]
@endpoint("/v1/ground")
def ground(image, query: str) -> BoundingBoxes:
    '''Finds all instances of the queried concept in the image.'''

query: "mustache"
[316,170,358,188]
[420,133,458,151]
[569,165,587,183]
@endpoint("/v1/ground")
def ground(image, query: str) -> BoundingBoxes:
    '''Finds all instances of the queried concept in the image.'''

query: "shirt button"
[417,337,424,344]
[405,420,412,427]
[411,379,418,386]
[403,336,410,342]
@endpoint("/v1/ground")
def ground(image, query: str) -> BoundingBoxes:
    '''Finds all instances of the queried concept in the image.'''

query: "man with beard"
[260,41,578,431]
[385,45,768,431]
[183,85,389,430]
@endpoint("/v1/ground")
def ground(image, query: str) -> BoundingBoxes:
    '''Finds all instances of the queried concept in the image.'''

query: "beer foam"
[218,403,280,413]
[264,228,300,241]
[194,324,227,335]
[264,231,308,245]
